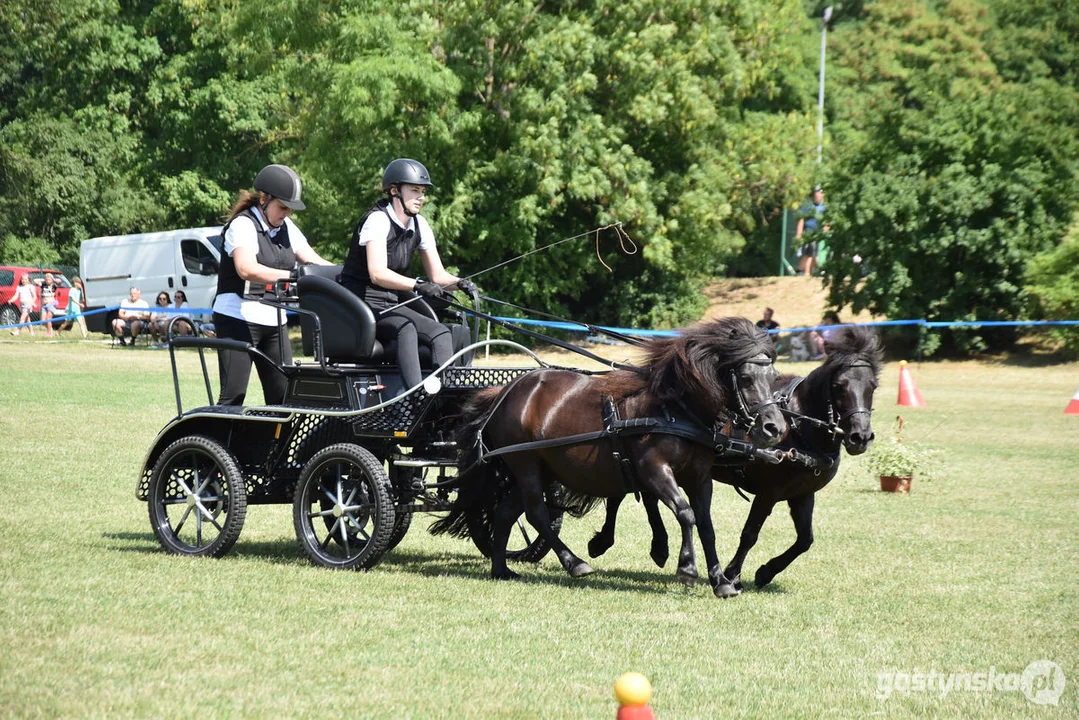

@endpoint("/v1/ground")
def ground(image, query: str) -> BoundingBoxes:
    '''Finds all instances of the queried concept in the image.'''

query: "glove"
[456,278,477,295]
[414,280,446,298]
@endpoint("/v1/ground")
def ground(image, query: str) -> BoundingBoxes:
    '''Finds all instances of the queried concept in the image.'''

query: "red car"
[0,266,72,328]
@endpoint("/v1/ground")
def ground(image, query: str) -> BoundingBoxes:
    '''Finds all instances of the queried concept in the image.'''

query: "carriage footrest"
[392,458,457,468]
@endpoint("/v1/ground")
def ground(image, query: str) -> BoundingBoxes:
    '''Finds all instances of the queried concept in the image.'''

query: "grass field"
[1,336,1077,718]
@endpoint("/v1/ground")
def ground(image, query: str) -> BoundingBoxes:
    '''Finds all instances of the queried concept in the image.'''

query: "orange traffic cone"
[615,673,656,720]
[1065,387,1079,415]
[897,360,926,407]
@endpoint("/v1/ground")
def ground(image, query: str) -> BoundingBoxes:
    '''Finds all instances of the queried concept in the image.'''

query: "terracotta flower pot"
[880,474,912,493]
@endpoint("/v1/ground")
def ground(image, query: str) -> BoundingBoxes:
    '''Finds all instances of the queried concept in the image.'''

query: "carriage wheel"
[468,483,564,563]
[386,509,413,553]
[293,443,394,570]
[147,435,247,558]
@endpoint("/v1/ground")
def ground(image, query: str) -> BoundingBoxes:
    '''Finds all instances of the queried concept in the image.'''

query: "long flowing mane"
[823,325,883,377]
[598,317,776,418]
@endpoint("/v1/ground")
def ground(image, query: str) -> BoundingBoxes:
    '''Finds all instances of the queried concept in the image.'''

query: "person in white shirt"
[113,287,150,346]
[212,164,333,405]
[10,274,36,336]
[339,158,474,389]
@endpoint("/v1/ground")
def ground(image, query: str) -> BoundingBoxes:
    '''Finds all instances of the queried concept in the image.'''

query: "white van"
[80,227,223,334]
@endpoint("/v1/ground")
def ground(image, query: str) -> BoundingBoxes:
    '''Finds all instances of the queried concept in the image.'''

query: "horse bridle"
[723,356,781,433]
[779,360,875,437]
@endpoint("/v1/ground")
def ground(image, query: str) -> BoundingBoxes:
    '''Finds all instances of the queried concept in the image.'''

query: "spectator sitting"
[756,306,781,350]
[170,290,195,336]
[810,311,841,359]
[113,286,150,346]
[150,291,171,343]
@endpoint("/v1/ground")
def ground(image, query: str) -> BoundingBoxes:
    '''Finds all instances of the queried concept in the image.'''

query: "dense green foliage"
[1,0,1076,339]
[1026,214,1079,355]
[821,0,1079,354]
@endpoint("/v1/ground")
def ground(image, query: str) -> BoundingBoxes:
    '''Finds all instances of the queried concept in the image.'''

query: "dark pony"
[431,317,788,597]
[588,325,883,595]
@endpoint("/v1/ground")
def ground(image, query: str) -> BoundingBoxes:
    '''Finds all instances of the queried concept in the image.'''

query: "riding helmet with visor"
[254,164,306,210]
[382,159,435,191]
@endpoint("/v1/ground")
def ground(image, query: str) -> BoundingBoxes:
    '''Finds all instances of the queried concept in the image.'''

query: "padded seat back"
[298,274,378,362]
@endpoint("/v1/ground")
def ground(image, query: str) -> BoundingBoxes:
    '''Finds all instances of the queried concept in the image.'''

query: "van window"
[181,239,219,274]
[0,270,14,286]
[207,234,223,254]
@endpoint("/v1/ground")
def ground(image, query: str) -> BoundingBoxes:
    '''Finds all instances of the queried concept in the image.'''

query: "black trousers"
[213,312,292,405]
[357,286,453,389]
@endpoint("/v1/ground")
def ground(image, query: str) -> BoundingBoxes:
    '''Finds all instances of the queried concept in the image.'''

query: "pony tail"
[223,189,262,224]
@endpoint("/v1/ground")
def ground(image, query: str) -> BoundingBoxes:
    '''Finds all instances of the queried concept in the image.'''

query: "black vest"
[216,208,297,300]
[340,200,422,294]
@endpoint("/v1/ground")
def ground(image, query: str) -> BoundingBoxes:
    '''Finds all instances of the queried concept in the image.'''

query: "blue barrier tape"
[6,304,1077,335]
[1,305,217,331]
[490,316,1079,338]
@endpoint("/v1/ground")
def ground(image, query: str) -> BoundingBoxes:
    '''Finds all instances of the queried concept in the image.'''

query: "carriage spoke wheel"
[294,444,394,570]
[148,435,247,558]
[469,483,564,563]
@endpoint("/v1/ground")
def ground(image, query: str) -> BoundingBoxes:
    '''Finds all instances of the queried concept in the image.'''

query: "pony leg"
[642,493,669,568]
[684,478,738,599]
[588,493,669,568]
[723,496,776,591]
[513,465,593,578]
[489,491,525,581]
[645,466,699,588]
[587,496,624,559]
[755,494,815,588]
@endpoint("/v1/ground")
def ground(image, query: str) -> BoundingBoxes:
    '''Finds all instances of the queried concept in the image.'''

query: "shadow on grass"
[102,531,727,596]
[377,548,698,595]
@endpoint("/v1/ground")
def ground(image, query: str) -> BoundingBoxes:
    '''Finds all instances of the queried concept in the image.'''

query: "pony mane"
[638,317,776,417]
[823,325,883,377]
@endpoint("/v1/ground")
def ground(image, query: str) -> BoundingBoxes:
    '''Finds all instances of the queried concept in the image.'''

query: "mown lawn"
[1,338,1076,718]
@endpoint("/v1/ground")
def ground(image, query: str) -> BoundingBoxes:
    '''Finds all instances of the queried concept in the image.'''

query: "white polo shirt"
[357,205,436,251]
[213,208,312,326]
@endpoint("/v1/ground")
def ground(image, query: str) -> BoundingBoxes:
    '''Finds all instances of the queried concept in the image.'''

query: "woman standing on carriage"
[339,158,475,389]
[212,164,334,405]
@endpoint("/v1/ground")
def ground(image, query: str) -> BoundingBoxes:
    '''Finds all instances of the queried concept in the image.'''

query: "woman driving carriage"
[339,158,475,389]
[212,164,334,405]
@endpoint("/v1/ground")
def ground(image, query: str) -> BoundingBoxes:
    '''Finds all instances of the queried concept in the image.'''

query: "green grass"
[1,338,1077,718]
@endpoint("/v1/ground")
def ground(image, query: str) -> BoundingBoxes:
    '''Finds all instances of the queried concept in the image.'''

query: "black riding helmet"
[254,164,305,210]
[382,158,434,191]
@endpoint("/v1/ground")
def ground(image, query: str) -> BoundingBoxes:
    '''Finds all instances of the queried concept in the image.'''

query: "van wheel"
[0,305,17,328]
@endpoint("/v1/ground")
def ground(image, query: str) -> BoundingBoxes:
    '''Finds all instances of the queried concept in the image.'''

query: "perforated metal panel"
[441,367,537,389]
[346,389,436,436]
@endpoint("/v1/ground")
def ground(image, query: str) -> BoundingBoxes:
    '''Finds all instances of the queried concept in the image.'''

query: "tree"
[820,0,1079,354]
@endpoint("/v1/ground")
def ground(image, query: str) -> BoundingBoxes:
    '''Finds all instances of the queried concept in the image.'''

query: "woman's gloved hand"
[414,280,446,298]
[456,278,477,295]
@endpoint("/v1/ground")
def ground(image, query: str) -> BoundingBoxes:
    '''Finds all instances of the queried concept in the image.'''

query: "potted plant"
[865,416,937,493]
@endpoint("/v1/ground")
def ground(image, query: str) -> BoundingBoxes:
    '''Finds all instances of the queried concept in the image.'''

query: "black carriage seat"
[296,266,473,368]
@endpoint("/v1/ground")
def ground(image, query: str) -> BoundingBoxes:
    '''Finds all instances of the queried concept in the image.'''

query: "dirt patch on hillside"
[702,276,879,329]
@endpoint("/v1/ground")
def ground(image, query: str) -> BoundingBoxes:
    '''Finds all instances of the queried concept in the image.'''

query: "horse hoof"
[492,568,520,581]
[587,537,611,558]
[714,583,741,599]
[754,567,774,588]
[569,561,594,578]
[676,569,698,588]
[649,543,669,569]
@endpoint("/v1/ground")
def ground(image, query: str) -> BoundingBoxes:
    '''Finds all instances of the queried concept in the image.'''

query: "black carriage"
[135,266,560,570]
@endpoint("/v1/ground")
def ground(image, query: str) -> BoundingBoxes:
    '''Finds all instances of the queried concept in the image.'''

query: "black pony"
[588,325,883,596]
[431,317,788,597]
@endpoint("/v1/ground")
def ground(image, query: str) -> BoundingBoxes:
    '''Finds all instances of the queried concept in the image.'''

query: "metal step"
[392,458,457,468]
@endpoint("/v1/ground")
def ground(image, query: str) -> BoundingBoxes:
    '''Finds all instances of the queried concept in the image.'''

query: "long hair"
[644,317,776,418]
[223,189,265,224]
[824,326,883,376]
